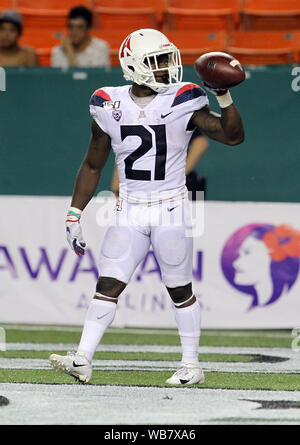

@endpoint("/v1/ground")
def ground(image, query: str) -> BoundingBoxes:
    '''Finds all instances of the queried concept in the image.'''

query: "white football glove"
[66,208,86,256]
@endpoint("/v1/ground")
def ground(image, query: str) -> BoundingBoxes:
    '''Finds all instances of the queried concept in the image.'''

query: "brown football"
[194,52,245,89]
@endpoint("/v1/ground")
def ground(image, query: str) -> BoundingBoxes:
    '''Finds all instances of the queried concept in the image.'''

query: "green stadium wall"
[0,65,299,202]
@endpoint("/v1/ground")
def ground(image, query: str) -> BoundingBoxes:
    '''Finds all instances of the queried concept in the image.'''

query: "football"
[194,52,245,89]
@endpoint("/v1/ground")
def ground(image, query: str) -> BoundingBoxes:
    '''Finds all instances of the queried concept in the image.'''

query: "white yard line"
[1,383,300,425]
[0,346,299,373]
[3,342,296,355]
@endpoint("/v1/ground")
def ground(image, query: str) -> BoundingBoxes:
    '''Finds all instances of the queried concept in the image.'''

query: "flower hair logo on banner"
[221,223,300,309]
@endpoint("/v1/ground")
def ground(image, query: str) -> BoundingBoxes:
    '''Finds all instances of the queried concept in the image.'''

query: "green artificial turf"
[4,328,292,348]
[0,350,255,362]
[0,369,300,391]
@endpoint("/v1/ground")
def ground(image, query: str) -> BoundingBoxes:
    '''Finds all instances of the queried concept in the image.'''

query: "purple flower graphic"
[221,223,300,309]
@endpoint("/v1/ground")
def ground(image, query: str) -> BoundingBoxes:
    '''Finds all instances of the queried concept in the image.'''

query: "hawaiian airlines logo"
[120,35,132,58]
[221,223,300,309]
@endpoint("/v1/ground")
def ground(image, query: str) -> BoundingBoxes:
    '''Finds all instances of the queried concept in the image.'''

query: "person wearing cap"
[51,5,109,68]
[0,10,38,66]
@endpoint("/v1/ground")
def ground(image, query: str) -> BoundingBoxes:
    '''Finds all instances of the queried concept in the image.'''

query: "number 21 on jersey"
[121,125,167,181]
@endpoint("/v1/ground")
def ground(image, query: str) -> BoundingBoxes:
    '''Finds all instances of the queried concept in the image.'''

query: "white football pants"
[98,195,193,288]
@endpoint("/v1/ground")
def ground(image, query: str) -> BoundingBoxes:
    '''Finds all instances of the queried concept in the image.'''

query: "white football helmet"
[119,29,182,93]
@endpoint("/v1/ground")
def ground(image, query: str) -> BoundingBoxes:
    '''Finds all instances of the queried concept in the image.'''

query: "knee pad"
[155,230,187,267]
[101,226,131,259]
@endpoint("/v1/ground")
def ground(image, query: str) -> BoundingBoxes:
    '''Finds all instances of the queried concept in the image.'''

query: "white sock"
[77,297,117,362]
[172,298,201,365]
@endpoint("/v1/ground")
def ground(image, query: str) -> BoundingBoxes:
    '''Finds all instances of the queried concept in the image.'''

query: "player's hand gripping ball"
[194,52,245,95]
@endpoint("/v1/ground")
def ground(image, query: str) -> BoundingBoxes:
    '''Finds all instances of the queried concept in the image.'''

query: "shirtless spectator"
[0,10,38,66]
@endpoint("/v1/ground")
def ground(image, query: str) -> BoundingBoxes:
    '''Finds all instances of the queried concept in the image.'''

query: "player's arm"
[66,120,111,256]
[71,119,111,210]
[190,101,244,146]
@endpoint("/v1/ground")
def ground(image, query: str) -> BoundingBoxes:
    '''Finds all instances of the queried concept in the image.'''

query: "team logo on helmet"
[120,35,132,58]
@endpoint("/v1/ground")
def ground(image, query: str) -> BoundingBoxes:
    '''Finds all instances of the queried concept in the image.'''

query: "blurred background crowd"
[1,0,300,69]
[1,0,300,196]
[0,5,110,67]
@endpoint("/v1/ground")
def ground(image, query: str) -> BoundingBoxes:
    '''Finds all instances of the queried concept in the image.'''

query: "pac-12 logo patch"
[112,110,122,122]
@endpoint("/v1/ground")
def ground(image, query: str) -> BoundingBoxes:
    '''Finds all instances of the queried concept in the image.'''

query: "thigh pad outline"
[101,226,132,260]
[154,230,187,267]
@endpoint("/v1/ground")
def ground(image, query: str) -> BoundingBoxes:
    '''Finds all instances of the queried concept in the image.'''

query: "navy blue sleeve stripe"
[90,95,106,107]
[171,87,206,107]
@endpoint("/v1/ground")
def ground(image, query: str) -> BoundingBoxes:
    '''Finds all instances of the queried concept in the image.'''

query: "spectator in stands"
[111,129,209,198]
[51,5,110,68]
[0,10,38,66]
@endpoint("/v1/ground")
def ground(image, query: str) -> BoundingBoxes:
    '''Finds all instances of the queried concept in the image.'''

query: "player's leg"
[49,276,125,383]
[150,199,204,385]
[76,276,126,362]
[165,282,204,385]
[167,283,200,365]
[50,222,150,382]
[78,222,150,360]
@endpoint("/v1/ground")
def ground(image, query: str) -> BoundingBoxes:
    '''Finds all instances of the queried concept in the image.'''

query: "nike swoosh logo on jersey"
[167,206,178,212]
[161,111,173,119]
[73,361,86,368]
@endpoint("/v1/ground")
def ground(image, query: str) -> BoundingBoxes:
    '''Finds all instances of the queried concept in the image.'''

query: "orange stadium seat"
[16,0,91,30]
[0,0,16,11]
[19,29,60,65]
[241,0,300,31]
[16,0,91,8]
[163,0,241,32]
[227,30,300,65]
[165,30,228,64]
[93,7,158,30]
[93,0,165,24]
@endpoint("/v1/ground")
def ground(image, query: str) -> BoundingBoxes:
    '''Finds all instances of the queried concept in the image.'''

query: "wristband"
[66,206,82,222]
[216,90,233,108]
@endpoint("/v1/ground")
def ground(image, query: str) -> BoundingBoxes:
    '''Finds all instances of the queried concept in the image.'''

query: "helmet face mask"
[119,29,183,93]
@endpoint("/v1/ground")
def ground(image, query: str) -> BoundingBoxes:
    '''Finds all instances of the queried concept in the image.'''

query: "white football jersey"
[89,83,209,203]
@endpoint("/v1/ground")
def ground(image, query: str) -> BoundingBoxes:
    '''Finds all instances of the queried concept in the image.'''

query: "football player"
[50,29,244,384]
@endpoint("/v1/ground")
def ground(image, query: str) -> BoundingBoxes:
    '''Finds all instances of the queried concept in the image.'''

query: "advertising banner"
[1,196,300,328]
